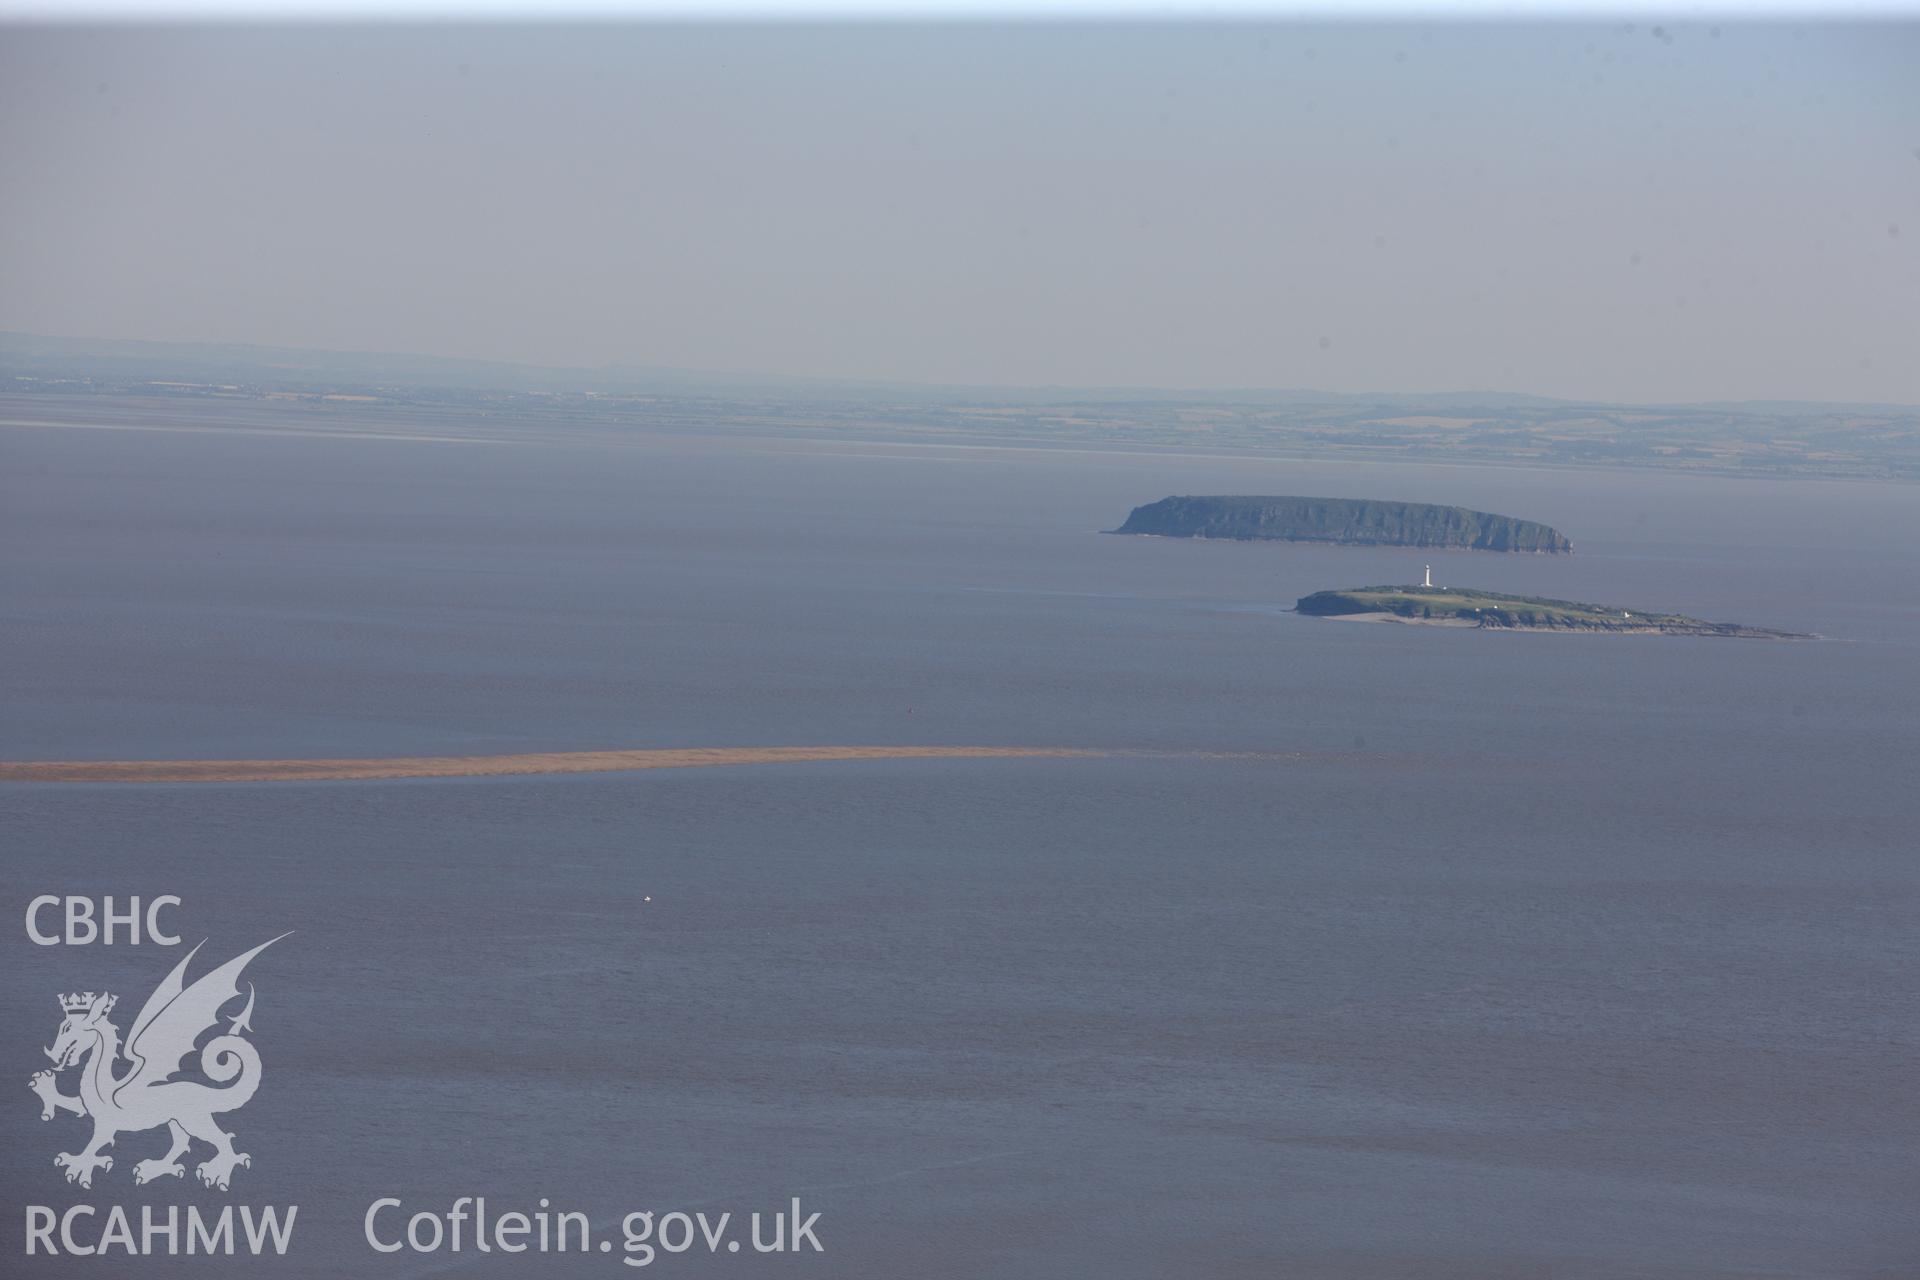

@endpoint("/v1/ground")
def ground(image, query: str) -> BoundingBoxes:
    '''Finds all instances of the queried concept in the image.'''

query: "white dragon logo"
[28,935,288,1191]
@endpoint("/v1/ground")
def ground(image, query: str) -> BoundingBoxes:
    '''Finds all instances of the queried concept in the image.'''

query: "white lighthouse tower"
[1423,564,1434,589]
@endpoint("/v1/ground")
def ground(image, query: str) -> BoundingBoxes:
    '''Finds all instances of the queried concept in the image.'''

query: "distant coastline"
[4,331,1916,483]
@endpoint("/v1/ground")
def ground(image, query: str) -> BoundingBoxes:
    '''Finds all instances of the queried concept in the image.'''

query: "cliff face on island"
[1117,495,1571,553]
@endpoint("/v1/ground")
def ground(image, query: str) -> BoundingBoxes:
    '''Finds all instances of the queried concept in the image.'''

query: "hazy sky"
[2,22,1915,401]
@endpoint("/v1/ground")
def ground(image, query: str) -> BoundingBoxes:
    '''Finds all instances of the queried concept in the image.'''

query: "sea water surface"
[2,399,1915,1277]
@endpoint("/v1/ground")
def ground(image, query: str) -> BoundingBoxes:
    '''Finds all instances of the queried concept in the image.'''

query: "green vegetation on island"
[1116,495,1572,553]
[1296,586,1812,638]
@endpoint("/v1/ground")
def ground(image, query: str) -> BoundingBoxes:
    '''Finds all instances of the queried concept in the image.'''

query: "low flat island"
[1297,586,1813,638]
[1117,495,1572,553]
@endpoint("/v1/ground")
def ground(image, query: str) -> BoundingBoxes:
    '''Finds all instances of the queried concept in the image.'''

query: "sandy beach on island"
[1321,611,1480,628]
[0,745,1103,784]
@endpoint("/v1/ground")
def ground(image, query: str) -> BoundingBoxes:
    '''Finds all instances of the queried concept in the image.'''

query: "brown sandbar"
[0,745,1102,785]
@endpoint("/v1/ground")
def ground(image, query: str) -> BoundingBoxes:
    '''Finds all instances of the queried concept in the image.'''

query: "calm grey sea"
[3,399,1916,1277]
